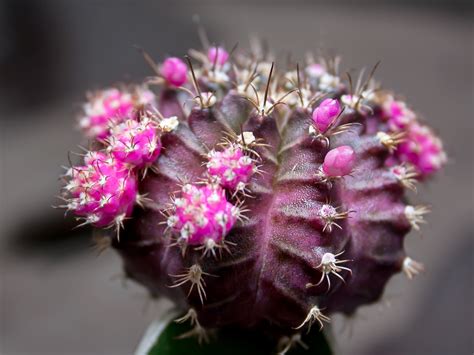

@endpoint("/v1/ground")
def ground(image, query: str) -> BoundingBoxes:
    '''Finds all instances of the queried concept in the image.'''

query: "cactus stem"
[169,264,215,304]
[59,41,446,335]
[294,305,330,332]
[403,257,425,279]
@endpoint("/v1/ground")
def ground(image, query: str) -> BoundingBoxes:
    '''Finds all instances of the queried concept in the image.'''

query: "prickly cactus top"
[58,41,446,350]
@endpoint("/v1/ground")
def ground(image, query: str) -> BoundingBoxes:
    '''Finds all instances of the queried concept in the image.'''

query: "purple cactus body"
[59,44,445,343]
[115,101,406,329]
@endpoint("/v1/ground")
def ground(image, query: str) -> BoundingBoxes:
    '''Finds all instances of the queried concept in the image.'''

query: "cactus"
[58,41,445,352]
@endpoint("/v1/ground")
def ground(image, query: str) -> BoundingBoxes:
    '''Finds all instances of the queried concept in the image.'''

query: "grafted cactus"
[58,41,445,352]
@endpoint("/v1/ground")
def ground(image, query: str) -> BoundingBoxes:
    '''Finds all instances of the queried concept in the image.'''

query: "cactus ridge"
[58,42,446,344]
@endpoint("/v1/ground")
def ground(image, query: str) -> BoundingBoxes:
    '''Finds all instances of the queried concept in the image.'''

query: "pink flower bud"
[208,46,229,66]
[207,144,255,190]
[160,57,187,86]
[79,88,134,140]
[108,118,161,169]
[383,98,416,131]
[312,99,341,133]
[322,145,355,177]
[395,123,446,178]
[62,152,138,228]
[170,184,237,245]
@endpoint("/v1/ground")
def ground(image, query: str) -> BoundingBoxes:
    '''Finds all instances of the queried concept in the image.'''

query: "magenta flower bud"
[170,184,237,245]
[62,151,138,228]
[395,123,446,178]
[160,57,188,86]
[208,46,229,66]
[79,88,134,140]
[383,97,416,131]
[207,144,255,190]
[312,98,341,133]
[108,118,162,169]
[322,145,356,177]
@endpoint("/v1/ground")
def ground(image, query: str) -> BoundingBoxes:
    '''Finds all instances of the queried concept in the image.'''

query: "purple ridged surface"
[115,89,410,332]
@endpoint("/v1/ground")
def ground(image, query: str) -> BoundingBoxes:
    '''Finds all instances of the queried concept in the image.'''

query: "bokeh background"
[1,1,472,354]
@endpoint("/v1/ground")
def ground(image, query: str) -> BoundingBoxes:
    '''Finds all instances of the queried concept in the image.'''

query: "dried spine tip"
[377,131,406,152]
[318,204,350,233]
[391,164,418,191]
[169,264,213,304]
[404,205,430,231]
[194,235,237,259]
[305,63,325,78]
[196,91,217,108]
[294,306,331,332]
[175,308,211,344]
[403,257,425,279]
[277,333,308,355]
[318,72,341,91]
[307,252,352,291]
[237,131,256,146]
[341,94,372,114]
[158,116,179,132]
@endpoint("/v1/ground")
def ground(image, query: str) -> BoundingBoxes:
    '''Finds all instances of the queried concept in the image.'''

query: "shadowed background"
[1,1,472,354]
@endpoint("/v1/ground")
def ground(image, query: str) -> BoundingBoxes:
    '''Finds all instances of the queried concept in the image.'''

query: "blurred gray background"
[1,1,473,354]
